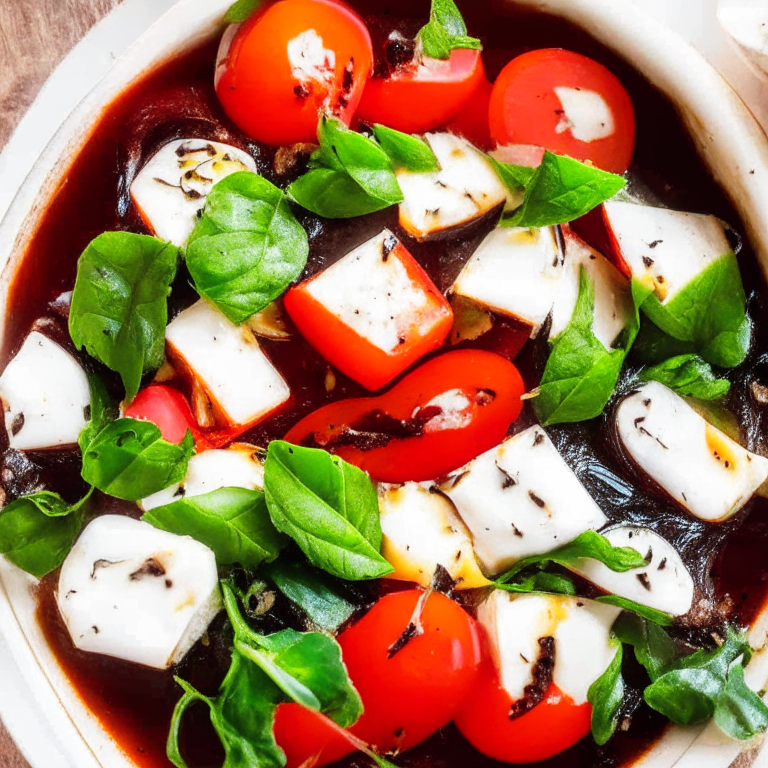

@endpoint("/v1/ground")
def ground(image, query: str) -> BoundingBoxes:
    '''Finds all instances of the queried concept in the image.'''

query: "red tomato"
[215,0,373,145]
[284,350,524,483]
[124,385,203,449]
[274,704,355,768]
[454,662,591,763]
[356,49,486,134]
[489,49,635,174]
[446,73,494,150]
[341,590,482,753]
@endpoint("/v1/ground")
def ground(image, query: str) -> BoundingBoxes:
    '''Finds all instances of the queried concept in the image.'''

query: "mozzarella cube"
[379,483,490,589]
[166,300,290,429]
[616,381,768,521]
[131,139,256,247]
[478,591,621,704]
[57,516,220,669]
[602,201,731,303]
[397,133,507,240]
[569,525,694,616]
[0,332,90,450]
[444,426,607,575]
[141,443,265,511]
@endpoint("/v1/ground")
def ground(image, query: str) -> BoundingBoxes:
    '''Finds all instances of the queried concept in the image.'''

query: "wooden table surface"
[0,1,121,763]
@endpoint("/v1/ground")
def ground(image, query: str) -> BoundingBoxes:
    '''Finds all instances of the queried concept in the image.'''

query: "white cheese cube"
[141,443,265,511]
[166,300,290,429]
[379,483,490,589]
[397,133,507,240]
[130,138,256,247]
[0,332,90,450]
[57,515,220,670]
[569,525,694,616]
[478,591,621,704]
[602,201,731,303]
[616,381,768,521]
[444,426,607,575]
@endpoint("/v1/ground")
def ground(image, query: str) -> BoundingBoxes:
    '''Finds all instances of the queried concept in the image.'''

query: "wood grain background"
[0,1,121,764]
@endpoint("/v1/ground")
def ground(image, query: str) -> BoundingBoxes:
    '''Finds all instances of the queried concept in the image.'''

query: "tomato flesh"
[273,703,355,768]
[446,72,494,150]
[124,385,203,449]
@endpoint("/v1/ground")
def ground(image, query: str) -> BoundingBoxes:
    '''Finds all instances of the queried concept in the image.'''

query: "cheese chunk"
[570,525,694,616]
[602,201,731,303]
[554,87,616,143]
[57,515,220,669]
[478,591,621,704]
[0,332,90,450]
[166,300,290,429]
[397,133,507,240]
[141,443,265,512]
[379,483,490,589]
[131,138,256,247]
[444,426,607,575]
[616,381,768,521]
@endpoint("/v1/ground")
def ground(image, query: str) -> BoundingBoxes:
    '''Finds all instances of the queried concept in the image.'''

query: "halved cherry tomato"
[454,661,591,763]
[215,0,373,145]
[446,73,494,150]
[124,385,204,450]
[284,349,524,483]
[357,49,486,134]
[274,704,355,768]
[489,49,635,174]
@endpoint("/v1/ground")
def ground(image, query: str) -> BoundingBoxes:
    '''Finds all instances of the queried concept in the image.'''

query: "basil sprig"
[371,124,440,172]
[416,0,482,60]
[588,644,624,745]
[263,442,393,581]
[640,354,730,400]
[186,172,309,325]
[69,232,179,403]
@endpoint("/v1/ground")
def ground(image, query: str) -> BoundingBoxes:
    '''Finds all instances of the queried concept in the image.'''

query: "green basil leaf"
[186,172,309,325]
[264,559,356,632]
[587,644,624,745]
[417,0,482,60]
[714,663,768,741]
[78,373,118,455]
[69,232,179,402]
[595,596,674,627]
[142,488,284,569]
[224,0,262,23]
[372,125,440,172]
[0,490,90,578]
[495,569,577,596]
[503,151,625,229]
[81,418,194,501]
[612,612,678,682]
[486,155,536,195]
[639,254,750,369]
[639,354,730,400]
[263,441,392,580]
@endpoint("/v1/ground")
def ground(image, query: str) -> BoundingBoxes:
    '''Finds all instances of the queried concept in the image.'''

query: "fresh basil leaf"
[714,663,768,741]
[186,172,309,325]
[81,418,194,501]
[264,559,356,632]
[0,490,90,578]
[495,568,577,596]
[372,125,440,172]
[486,155,536,195]
[69,232,179,402]
[142,488,284,569]
[502,151,625,229]
[639,254,750,369]
[78,372,118,454]
[588,644,624,745]
[263,441,393,580]
[417,0,482,60]
[224,0,262,23]
[639,354,730,400]
[612,612,678,682]
[595,596,674,627]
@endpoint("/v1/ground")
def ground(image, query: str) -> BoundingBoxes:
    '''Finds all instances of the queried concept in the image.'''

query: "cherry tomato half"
[215,0,373,145]
[357,49,486,134]
[454,662,591,764]
[284,349,524,483]
[124,385,203,449]
[489,49,635,174]
[274,703,355,768]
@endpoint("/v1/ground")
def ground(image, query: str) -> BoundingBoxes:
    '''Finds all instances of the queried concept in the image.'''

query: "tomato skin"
[215,0,372,145]
[124,385,203,449]
[489,49,635,173]
[273,704,355,768]
[454,662,591,763]
[446,73,494,150]
[284,350,524,483]
[356,49,486,134]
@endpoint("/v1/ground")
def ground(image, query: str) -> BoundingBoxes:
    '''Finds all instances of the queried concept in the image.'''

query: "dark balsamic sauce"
[4,2,768,767]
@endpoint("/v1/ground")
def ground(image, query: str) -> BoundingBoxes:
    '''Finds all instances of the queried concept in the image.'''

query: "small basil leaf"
[587,644,624,745]
[612,612,678,682]
[714,664,768,741]
[69,232,179,402]
[503,151,626,229]
[224,0,262,23]
[486,155,536,195]
[372,125,440,172]
[186,172,309,325]
[263,441,392,580]
[639,354,730,400]
[595,596,674,627]
[495,570,577,596]
[142,488,284,569]
[78,372,118,454]
[81,418,194,501]
[417,0,482,60]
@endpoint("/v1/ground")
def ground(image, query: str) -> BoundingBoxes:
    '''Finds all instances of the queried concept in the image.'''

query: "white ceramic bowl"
[2,0,768,766]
